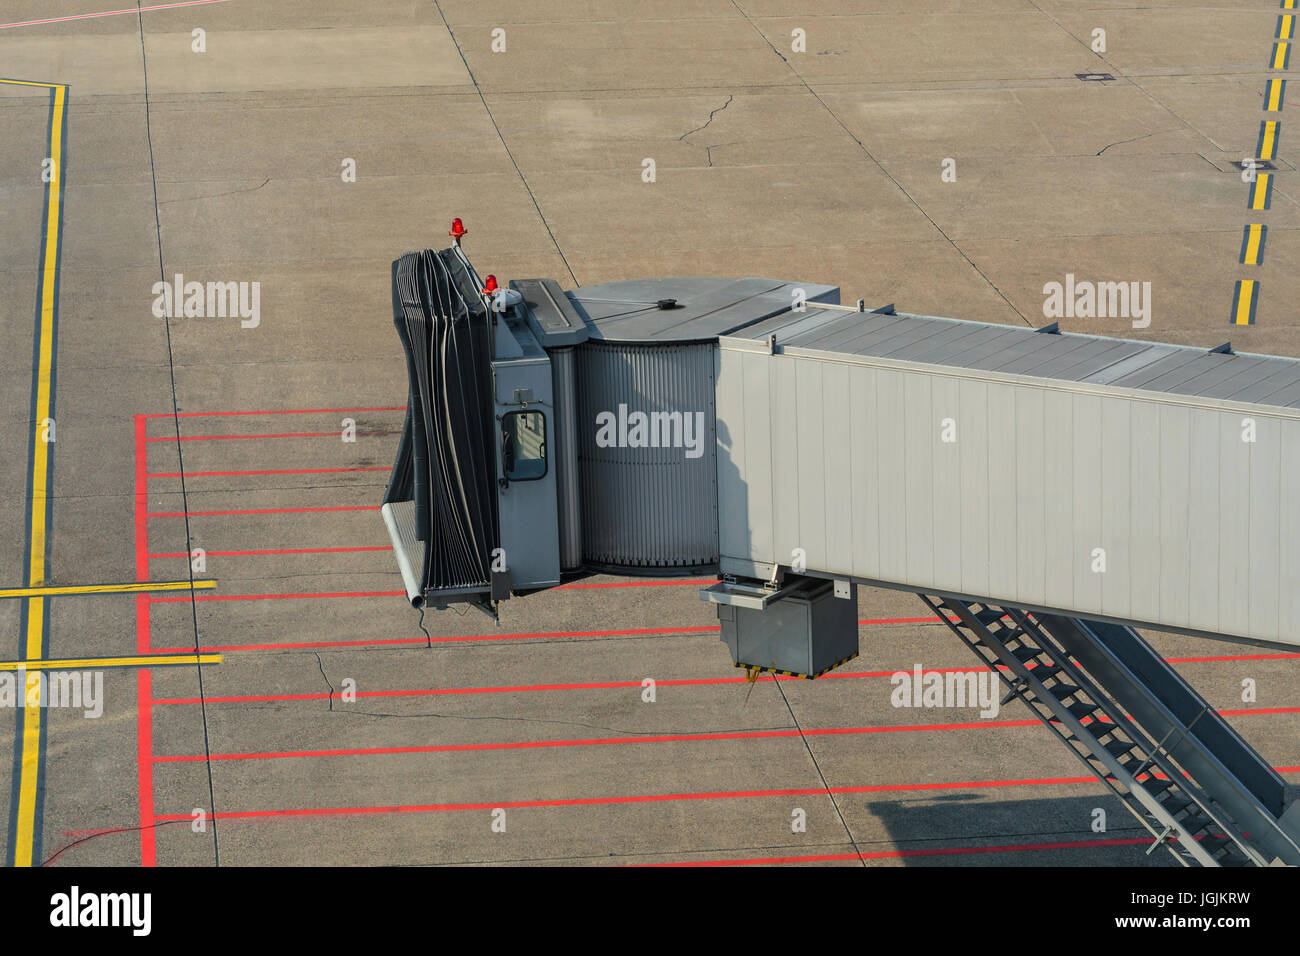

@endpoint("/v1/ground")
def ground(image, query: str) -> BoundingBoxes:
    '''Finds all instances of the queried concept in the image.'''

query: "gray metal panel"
[1014,386,1047,605]
[1248,414,1282,639]
[1100,395,1132,620]
[576,339,719,570]
[493,325,561,592]
[738,307,841,345]
[965,332,1067,372]
[786,312,900,350]
[513,277,589,348]
[568,277,837,344]
[728,306,1300,409]
[1282,419,1300,636]
[959,378,991,598]
[1080,344,1178,385]
[1255,374,1300,406]
[1229,365,1300,404]
[1157,404,1191,629]
[550,347,583,571]
[1187,358,1278,399]
[910,324,1015,365]
[789,313,909,352]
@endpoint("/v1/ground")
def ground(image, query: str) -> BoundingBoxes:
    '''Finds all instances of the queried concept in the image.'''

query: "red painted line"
[149,546,392,559]
[149,766,1300,824]
[152,584,727,602]
[143,406,404,419]
[148,432,354,442]
[151,667,1014,705]
[636,837,1152,866]
[0,0,229,30]
[148,706,1300,762]
[148,625,722,655]
[150,775,1107,822]
[1171,652,1300,663]
[148,466,389,478]
[148,505,379,518]
[133,415,156,867]
[154,719,1041,763]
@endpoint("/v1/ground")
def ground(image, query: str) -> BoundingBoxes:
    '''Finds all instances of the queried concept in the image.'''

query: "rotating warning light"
[449,218,468,240]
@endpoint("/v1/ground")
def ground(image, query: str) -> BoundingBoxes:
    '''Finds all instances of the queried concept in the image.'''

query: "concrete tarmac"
[0,0,1296,866]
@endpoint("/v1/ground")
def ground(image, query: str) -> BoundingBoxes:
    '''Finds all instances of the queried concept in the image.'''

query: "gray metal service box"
[709,577,859,678]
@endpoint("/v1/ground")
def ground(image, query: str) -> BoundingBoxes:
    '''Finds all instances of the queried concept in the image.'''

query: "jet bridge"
[382,224,1300,865]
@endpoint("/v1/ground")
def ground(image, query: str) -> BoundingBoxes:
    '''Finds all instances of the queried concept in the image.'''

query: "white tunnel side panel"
[715,344,1299,648]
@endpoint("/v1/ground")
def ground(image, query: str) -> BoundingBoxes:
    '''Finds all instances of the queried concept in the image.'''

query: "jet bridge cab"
[380,220,844,645]
[380,240,563,617]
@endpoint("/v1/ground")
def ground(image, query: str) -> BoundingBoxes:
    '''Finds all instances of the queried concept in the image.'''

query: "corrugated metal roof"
[730,308,1300,411]
[565,277,837,344]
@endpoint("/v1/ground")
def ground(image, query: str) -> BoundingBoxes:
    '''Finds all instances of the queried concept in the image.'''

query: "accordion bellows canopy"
[384,249,499,594]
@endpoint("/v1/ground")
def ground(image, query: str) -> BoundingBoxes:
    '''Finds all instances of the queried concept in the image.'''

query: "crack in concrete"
[158,177,270,205]
[315,653,336,711]
[679,94,733,141]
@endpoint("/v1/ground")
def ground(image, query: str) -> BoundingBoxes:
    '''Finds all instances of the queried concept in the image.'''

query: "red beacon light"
[482,275,499,295]
[449,217,468,240]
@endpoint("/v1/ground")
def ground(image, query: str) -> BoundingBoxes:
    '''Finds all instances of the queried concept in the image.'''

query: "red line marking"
[154,720,1042,763]
[151,667,1015,705]
[149,775,1107,821]
[148,706,1300,761]
[148,466,389,478]
[1171,652,1300,663]
[133,415,156,867]
[147,625,722,655]
[148,432,355,442]
[0,0,230,30]
[149,546,392,559]
[142,406,404,419]
[151,583,729,602]
[636,837,1153,866]
[148,505,379,518]
[149,767,1300,823]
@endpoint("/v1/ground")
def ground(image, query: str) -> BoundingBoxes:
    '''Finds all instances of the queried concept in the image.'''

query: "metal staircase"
[918,595,1300,867]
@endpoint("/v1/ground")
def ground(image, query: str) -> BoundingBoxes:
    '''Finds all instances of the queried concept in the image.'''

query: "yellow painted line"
[0,654,221,672]
[1273,42,1291,70]
[1287,0,1297,11]
[1232,280,1259,326]
[1249,172,1273,210]
[0,78,64,88]
[1242,224,1266,265]
[0,579,217,600]
[4,77,66,870]
[1282,15,1295,40]
[1266,78,1286,111]
[1259,120,1280,160]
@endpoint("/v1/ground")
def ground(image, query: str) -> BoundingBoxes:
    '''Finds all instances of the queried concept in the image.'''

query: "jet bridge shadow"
[862,793,1174,866]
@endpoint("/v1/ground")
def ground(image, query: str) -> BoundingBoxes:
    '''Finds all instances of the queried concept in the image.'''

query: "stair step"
[1140,778,1176,800]
[1104,737,1138,759]
[1159,797,1197,820]
[1011,644,1043,664]
[1066,700,1101,721]
[1046,682,1081,701]
[1029,663,1064,683]
[974,607,1003,625]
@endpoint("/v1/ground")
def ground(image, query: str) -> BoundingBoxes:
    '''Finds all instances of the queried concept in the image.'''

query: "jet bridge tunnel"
[382,227,1300,866]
